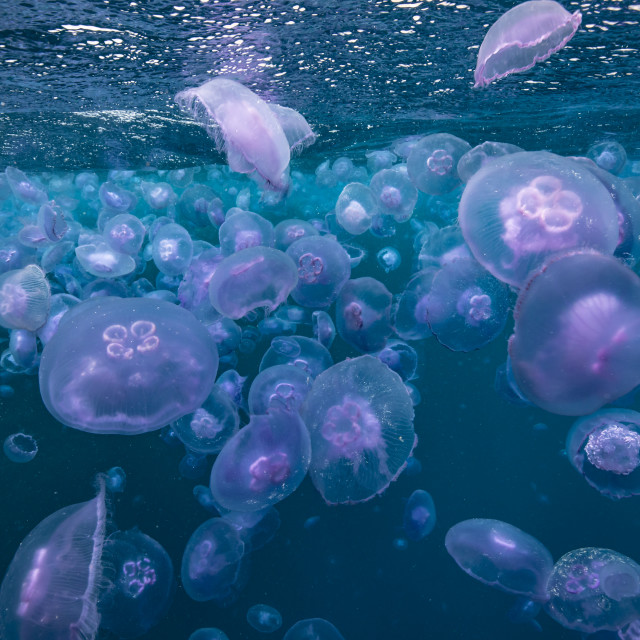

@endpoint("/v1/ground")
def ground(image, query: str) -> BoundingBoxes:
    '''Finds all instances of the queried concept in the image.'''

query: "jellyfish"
[9,329,38,369]
[248,364,313,415]
[587,140,628,175]
[105,467,127,493]
[369,165,418,222]
[219,209,275,256]
[335,183,378,235]
[37,201,69,242]
[259,336,333,379]
[5,166,48,205]
[178,183,224,230]
[274,219,319,251]
[0,478,108,639]
[566,409,640,499]
[457,141,523,183]
[406,133,471,196]
[283,618,345,640]
[336,277,393,353]
[376,247,401,273]
[140,181,176,210]
[376,340,418,381]
[3,432,38,463]
[312,310,336,349]
[209,408,311,512]
[39,297,219,434]
[103,214,146,256]
[366,149,397,173]
[175,78,291,192]
[151,222,194,276]
[301,355,416,505]
[99,529,174,639]
[546,547,640,633]
[0,264,50,331]
[286,235,351,308]
[208,246,298,320]
[267,103,316,154]
[445,518,553,601]
[222,506,281,553]
[459,151,620,287]
[246,604,283,633]
[508,251,640,415]
[394,268,437,341]
[76,241,137,279]
[474,0,582,88]
[189,628,230,640]
[403,489,436,541]
[99,181,137,212]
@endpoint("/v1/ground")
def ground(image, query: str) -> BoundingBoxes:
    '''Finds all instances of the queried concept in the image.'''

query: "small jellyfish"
[407,133,471,195]
[0,265,50,331]
[259,336,333,379]
[474,0,581,88]
[37,201,69,242]
[457,141,523,183]
[99,181,137,212]
[248,364,312,415]
[566,409,640,499]
[209,409,311,512]
[5,167,48,205]
[103,214,146,256]
[283,618,345,640]
[301,356,416,505]
[393,268,437,341]
[546,547,640,633]
[403,489,436,541]
[178,183,224,229]
[445,519,553,602]
[335,183,378,235]
[152,222,194,276]
[274,219,319,251]
[369,165,418,222]
[3,433,37,463]
[189,629,230,640]
[105,466,127,493]
[179,451,210,481]
[9,329,38,369]
[376,246,401,273]
[376,340,418,382]
[219,209,274,256]
[140,181,177,210]
[246,604,283,633]
[312,310,336,349]
[267,103,316,154]
[76,242,136,279]
[366,149,397,173]
[587,140,628,175]
[336,277,393,353]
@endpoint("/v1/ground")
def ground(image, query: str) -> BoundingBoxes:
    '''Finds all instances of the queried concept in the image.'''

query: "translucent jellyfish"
[247,604,283,633]
[587,140,628,175]
[105,466,127,493]
[546,547,640,633]
[209,408,311,512]
[99,181,137,212]
[103,214,146,255]
[406,133,471,195]
[9,329,38,369]
[189,629,230,640]
[0,478,107,640]
[259,336,333,378]
[219,209,275,256]
[425,258,511,352]
[566,409,640,499]
[312,310,336,349]
[474,0,582,88]
[3,433,38,463]
[394,268,437,341]
[76,242,137,279]
[366,149,397,173]
[175,78,291,192]
[180,518,245,602]
[457,141,523,183]
[172,385,239,455]
[37,201,69,242]
[140,181,176,210]
[248,364,313,415]
[301,356,416,504]
[267,103,316,154]
[99,529,174,639]
[39,297,219,434]
[5,167,48,205]
[0,265,50,333]
[178,183,224,229]
[283,618,345,640]
[459,152,620,287]
[151,222,193,276]
[223,506,281,553]
[208,246,298,320]
[445,518,553,601]
[335,183,378,235]
[508,251,640,415]
[336,277,393,353]
[369,165,418,222]
[376,247,401,273]
[332,157,355,182]
[274,219,319,251]
[376,340,418,382]
[286,236,351,308]
[403,489,436,541]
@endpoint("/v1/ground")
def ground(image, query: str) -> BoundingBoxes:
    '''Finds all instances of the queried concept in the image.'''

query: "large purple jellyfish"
[301,356,416,505]
[508,251,640,415]
[459,151,620,287]
[474,0,581,88]
[39,297,219,434]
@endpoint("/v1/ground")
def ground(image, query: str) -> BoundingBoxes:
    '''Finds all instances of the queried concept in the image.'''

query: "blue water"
[1,0,640,638]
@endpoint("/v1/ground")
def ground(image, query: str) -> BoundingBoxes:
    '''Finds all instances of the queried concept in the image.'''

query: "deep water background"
[1,0,639,639]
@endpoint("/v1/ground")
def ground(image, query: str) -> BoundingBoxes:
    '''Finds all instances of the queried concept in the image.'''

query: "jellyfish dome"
[283,618,345,640]
[0,264,50,331]
[0,478,108,640]
[546,547,640,633]
[474,0,582,88]
[39,297,219,434]
[459,151,620,287]
[445,518,553,602]
[301,355,416,505]
[508,251,640,415]
[566,409,640,499]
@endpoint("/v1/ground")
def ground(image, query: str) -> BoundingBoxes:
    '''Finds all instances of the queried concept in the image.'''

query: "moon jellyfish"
[223,506,281,553]
[105,466,127,493]
[180,518,245,603]
[286,236,351,308]
[246,604,283,633]
[369,165,418,222]
[103,214,146,256]
[210,409,311,512]
[140,180,176,210]
[366,149,397,173]
[407,133,471,195]
[5,166,48,205]
[445,518,553,601]
[100,529,174,639]
[425,258,510,352]
[587,140,628,175]
[473,0,582,88]
[248,364,313,415]
[208,246,298,320]
[376,247,401,273]
[566,409,640,499]
[508,251,640,415]
[283,618,345,640]
[0,478,107,640]
[301,355,416,505]
[459,151,620,287]
[376,340,418,382]
[3,432,37,463]
[76,241,137,279]
[219,209,275,256]
[0,265,50,331]
[175,78,291,192]
[99,181,137,212]
[37,201,69,242]
[312,310,336,349]
[267,103,316,154]
[336,277,393,353]
[546,547,640,633]
[151,222,193,276]
[403,489,436,541]
[259,336,333,379]
[189,629,230,640]
[335,183,378,235]
[394,268,437,341]
[457,141,523,183]
[39,297,219,433]
[274,219,319,251]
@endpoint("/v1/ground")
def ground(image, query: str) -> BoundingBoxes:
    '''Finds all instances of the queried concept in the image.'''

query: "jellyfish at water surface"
[508,251,640,415]
[546,547,640,633]
[445,518,553,601]
[474,0,581,88]
[301,355,416,505]
[39,296,219,434]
